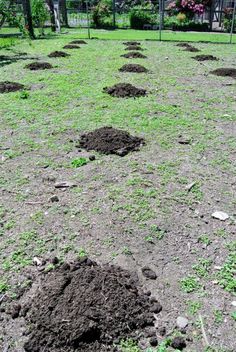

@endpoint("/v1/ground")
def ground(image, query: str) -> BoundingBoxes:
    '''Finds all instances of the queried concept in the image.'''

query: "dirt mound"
[25,62,53,70]
[184,46,200,52]
[23,258,158,352]
[125,45,143,51]
[210,68,236,78]
[123,41,140,45]
[103,83,147,98]
[63,44,80,49]
[176,42,191,47]
[192,54,218,61]
[70,40,87,44]
[121,51,147,59]
[79,126,144,156]
[48,51,70,58]
[0,81,25,93]
[119,64,148,73]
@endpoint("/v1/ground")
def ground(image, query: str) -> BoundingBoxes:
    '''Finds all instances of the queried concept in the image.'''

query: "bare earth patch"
[119,64,148,73]
[125,45,144,51]
[48,51,70,58]
[103,83,147,98]
[210,68,236,78]
[121,51,147,59]
[0,81,25,93]
[24,62,53,70]
[69,40,87,44]
[63,44,80,49]
[192,54,219,61]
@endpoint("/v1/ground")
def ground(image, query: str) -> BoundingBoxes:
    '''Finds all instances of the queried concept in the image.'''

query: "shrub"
[92,0,113,28]
[164,15,209,31]
[31,0,49,35]
[129,7,156,30]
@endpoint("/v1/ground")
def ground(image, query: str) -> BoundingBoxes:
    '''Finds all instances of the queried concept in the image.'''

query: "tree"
[22,0,35,38]
[60,0,69,27]
[46,0,56,31]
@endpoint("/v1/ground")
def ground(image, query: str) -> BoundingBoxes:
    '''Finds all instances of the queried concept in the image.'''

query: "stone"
[54,181,77,189]
[176,316,189,329]
[212,211,229,221]
[49,195,59,202]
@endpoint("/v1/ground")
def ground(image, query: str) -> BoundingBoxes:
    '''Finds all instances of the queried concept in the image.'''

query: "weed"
[187,300,202,315]
[198,235,211,246]
[77,247,87,258]
[122,246,132,255]
[0,280,8,293]
[213,309,223,324]
[192,258,212,278]
[180,275,201,293]
[231,311,236,321]
[71,157,88,168]
[218,252,236,293]
[20,90,30,99]
[119,339,140,352]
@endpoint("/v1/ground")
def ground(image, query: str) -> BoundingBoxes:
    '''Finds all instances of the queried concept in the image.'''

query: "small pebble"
[141,266,157,280]
[49,195,59,202]
[89,155,96,161]
[176,316,189,329]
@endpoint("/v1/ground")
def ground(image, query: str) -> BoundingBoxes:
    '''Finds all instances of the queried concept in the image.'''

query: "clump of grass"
[180,275,201,293]
[71,157,88,168]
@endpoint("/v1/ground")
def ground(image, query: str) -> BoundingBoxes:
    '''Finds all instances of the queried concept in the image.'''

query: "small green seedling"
[71,157,88,168]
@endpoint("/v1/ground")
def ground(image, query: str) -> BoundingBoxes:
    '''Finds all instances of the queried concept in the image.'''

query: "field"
[0,29,236,352]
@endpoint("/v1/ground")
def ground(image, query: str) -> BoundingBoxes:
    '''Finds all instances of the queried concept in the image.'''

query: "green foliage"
[0,280,8,293]
[119,339,140,352]
[164,15,209,31]
[218,251,236,294]
[129,7,156,30]
[31,0,49,35]
[180,275,201,293]
[71,157,88,168]
[92,0,113,28]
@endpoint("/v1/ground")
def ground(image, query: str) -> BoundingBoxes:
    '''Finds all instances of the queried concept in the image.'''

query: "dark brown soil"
[123,41,141,45]
[63,44,80,49]
[176,42,191,48]
[0,81,25,93]
[210,68,236,78]
[23,258,158,352]
[79,126,145,156]
[184,46,200,52]
[103,83,147,98]
[125,45,143,51]
[69,40,87,44]
[121,51,147,59]
[25,62,53,70]
[119,64,148,73]
[192,54,218,61]
[48,51,70,58]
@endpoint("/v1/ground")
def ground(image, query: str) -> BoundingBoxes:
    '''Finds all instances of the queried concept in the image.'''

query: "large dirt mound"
[125,45,143,51]
[119,64,148,73]
[0,81,25,93]
[210,68,236,78]
[63,44,80,49]
[48,51,70,58]
[70,40,87,44]
[123,41,140,45]
[23,259,158,352]
[25,62,53,70]
[79,126,145,156]
[103,83,147,98]
[192,54,218,61]
[121,51,147,59]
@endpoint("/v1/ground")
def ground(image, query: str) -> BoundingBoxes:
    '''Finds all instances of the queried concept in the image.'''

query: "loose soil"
[48,51,70,58]
[184,46,200,52]
[123,41,141,45]
[176,43,191,48]
[121,51,147,59]
[69,40,87,44]
[192,54,219,61]
[25,62,53,70]
[23,258,158,352]
[103,83,147,98]
[0,81,25,93]
[125,45,143,51]
[79,126,145,156]
[209,67,236,78]
[119,64,148,73]
[63,44,80,49]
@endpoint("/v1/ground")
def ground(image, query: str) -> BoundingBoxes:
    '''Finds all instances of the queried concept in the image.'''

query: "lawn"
[0,29,235,351]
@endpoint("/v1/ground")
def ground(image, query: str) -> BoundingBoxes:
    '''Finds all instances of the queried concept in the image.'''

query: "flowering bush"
[167,0,211,18]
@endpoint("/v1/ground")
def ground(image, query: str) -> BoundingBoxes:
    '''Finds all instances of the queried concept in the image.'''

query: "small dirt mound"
[63,44,80,49]
[192,54,218,61]
[121,51,147,59]
[119,64,148,73]
[69,40,87,44]
[25,62,53,70]
[184,46,200,52]
[176,42,191,48]
[48,51,70,58]
[103,83,147,98]
[0,81,25,93]
[79,126,144,156]
[125,45,143,51]
[123,41,140,45]
[210,68,236,78]
[23,259,158,352]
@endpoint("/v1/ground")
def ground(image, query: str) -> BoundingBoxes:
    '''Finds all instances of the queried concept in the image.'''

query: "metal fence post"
[86,0,90,39]
[230,0,236,43]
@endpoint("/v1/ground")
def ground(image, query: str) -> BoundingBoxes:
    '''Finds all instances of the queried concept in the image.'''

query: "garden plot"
[0,34,236,352]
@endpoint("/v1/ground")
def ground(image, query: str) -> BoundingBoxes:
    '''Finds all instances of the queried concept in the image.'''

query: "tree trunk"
[60,0,69,27]
[22,0,35,39]
[46,0,56,32]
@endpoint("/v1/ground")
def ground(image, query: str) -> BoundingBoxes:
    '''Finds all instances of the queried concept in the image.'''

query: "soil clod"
[0,81,25,93]
[69,40,87,44]
[123,41,141,45]
[142,267,157,280]
[23,259,158,352]
[210,68,236,78]
[121,51,147,59]
[184,46,200,52]
[25,62,53,70]
[171,336,187,350]
[119,64,148,73]
[63,44,80,49]
[192,54,218,61]
[103,83,147,98]
[79,126,144,156]
[125,45,143,51]
[48,51,70,58]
